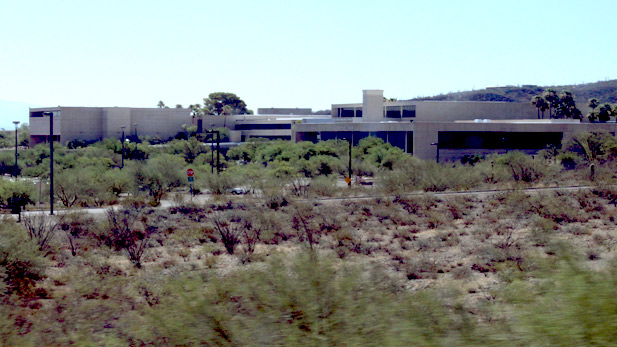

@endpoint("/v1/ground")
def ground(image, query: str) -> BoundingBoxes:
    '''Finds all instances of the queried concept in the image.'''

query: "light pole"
[12,121,20,177]
[207,126,220,175]
[120,126,126,169]
[43,111,54,215]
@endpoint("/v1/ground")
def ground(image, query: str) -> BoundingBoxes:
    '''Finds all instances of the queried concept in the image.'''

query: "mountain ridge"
[411,80,617,105]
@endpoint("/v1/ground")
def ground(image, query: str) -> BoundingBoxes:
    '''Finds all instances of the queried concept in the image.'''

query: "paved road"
[6,184,604,220]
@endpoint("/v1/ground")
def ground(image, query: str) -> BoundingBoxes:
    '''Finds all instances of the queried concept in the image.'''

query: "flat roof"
[455,119,583,124]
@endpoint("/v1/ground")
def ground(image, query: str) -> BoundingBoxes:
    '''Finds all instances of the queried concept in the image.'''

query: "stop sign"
[186,168,194,177]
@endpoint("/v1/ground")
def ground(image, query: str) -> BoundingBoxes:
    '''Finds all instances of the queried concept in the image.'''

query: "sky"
[1,0,616,129]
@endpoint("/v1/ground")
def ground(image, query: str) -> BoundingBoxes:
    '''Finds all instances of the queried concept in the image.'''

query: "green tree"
[555,91,581,120]
[134,154,186,205]
[157,100,166,108]
[531,95,548,119]
[0,180,35,219]
[596,103,613,123]
[542,89,559,118]
[564,131,617,163]
[587,98,600,112]
[203,92,253,127]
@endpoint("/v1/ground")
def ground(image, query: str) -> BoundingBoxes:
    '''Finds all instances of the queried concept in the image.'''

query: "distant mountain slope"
[412,80,617,105]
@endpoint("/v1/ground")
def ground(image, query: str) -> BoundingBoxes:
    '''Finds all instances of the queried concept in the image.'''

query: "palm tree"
[542,89,559,118]
[531,95,548,119]
[587,98,600,111]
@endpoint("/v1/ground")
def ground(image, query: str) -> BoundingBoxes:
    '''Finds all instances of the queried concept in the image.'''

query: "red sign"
[186,168,194,177]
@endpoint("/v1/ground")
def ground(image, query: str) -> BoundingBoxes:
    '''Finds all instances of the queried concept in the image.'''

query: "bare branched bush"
[22,213,65,251]
[211,211,243,255]
[291,202,321,252]
[105,204,158,268]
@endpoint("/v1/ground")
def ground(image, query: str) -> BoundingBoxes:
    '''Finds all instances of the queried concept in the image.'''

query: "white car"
[228,187,248,195]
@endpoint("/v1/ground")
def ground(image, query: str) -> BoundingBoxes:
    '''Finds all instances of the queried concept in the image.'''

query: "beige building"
[294,90,616,161]
[29,106,329,145]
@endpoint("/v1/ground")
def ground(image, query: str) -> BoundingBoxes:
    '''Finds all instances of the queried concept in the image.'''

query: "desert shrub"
[290,202,322,252]
[496,151,545,183]
[254,209,291,245]
[557,151,581,170]
[306,175,337,197]
[22,213,65,251]
[130,253,476,345]
[59,212,96,256]
[0,219,46,300]
[199,171,239,195]
[104,204,159,267]
[211,210,244,255]
[505,259,617,345]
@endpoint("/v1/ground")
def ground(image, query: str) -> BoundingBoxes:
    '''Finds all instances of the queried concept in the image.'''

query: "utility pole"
[121,126,126,169]
[43,112,54,215]
[207,124,220,174]
[12,121,20,177]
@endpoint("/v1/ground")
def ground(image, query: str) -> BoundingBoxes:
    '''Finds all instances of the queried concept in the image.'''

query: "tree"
[587,98,600,112]
[157,100,166,108]
[531,95,548,119]
[202,92,253,127]
[0,180,35,221]
[555,91,582,120]
[596,103,613,123]
[542,89,559,118]
[564,131,617,163]
[134,154,185,205]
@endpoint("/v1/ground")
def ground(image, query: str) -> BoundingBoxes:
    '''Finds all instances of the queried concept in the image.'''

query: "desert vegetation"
[2,132,617,344]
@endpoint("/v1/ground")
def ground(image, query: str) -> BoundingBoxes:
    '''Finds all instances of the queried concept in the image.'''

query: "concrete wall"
[414,101,538,121]
[361,90,384,123]
[257,108,312,115]
[103,108,132,139]
[60,107,104,143]
[130,108,191,140]
[332,100,537,122]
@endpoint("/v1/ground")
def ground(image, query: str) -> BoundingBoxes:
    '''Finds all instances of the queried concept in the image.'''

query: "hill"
[413,79,617,105]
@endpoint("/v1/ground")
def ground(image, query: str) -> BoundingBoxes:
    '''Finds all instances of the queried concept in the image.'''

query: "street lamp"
[207,124,220,174]
[12,121,20,177]
[120,126,126,169]
[42,111,54,215]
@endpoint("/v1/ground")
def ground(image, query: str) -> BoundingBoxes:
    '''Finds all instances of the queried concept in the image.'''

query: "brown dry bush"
[104,204,160,268]
[211,210,243,255]
[22,213,65,252]
[59,212,97,256]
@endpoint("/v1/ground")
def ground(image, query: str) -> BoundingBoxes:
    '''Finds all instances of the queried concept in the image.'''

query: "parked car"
[228,187,248,195]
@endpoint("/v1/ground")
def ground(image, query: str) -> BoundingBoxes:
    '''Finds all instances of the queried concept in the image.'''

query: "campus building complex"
[29,90,615,162]
[293,90,615,161]
[28,107,327,145]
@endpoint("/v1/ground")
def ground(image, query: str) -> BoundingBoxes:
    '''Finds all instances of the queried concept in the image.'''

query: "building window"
[385,106,401,118]
[338,108,355,117]
[402,105,416,118]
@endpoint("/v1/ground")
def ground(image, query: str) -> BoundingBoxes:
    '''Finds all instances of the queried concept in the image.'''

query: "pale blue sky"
[1,0,616,128]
